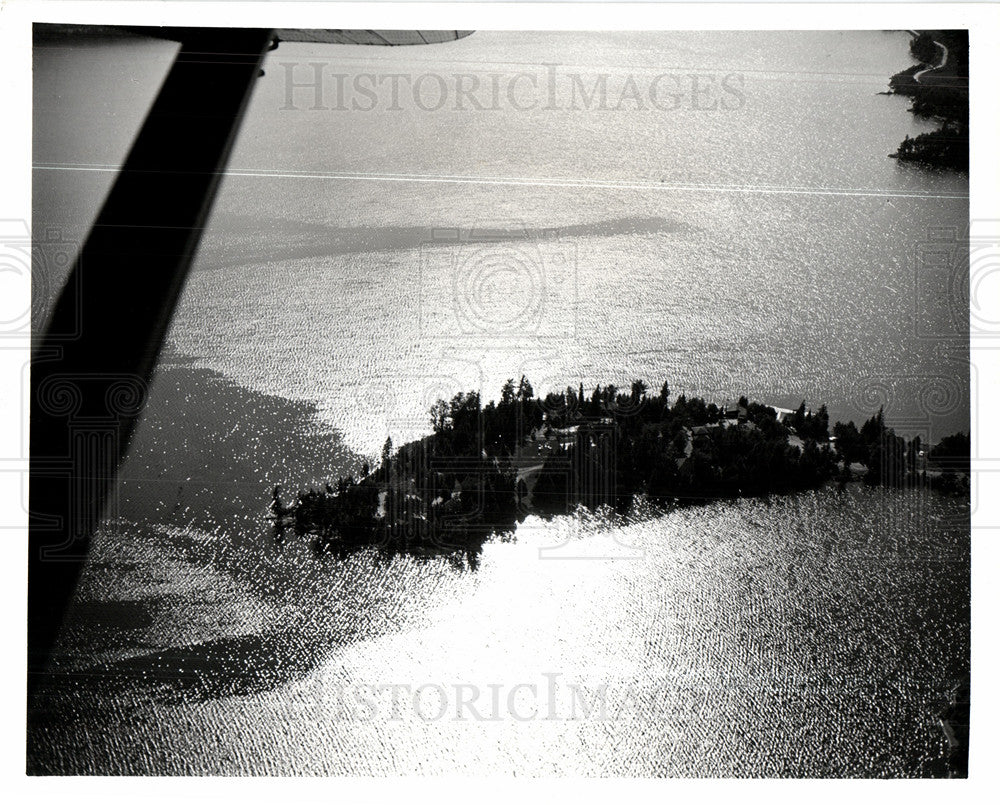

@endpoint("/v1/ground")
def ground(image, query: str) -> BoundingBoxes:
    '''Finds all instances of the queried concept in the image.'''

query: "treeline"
[279,377,970,558]
[530,385,836,510]
[888,30,969,171]
[283,435,520,560]
[833,408,970,494]
[893,128,968,172]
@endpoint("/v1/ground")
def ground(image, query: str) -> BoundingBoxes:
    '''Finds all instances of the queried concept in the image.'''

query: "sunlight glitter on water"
[32,488,968,776]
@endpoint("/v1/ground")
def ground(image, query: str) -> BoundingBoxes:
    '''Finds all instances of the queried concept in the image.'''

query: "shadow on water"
[54,628,352,705]
[115,351,365,543]
[199,215,690,269]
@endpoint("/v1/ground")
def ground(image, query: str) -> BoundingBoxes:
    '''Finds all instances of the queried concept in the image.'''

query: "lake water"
[30,29,970,776]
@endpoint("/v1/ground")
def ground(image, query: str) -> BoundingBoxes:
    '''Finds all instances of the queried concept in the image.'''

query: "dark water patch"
[51,626,352,705]
[28,626,352,773]
[116,359,363,545]
[65,599,157,632]
[196,215,689,269]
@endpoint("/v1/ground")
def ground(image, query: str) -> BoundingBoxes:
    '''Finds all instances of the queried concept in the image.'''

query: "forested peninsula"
[271,378,970,560]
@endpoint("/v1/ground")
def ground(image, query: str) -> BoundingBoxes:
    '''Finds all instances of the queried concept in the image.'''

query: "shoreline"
[886,30,968,170]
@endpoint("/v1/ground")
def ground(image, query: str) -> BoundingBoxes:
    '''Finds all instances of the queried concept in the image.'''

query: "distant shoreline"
[886,30,968,170]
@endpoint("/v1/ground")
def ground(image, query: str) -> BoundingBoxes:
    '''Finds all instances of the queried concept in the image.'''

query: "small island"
[272,378,971,562]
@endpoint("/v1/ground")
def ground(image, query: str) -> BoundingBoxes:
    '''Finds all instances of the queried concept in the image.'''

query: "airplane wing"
[276,29,474,45]
[29,25,475,693]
